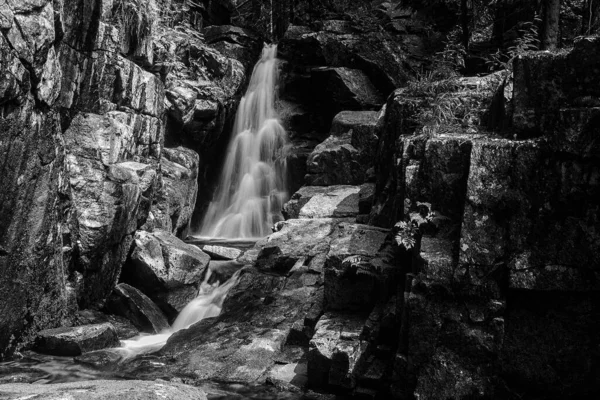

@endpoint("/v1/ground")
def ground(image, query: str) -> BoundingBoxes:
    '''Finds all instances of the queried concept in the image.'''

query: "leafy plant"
[486,15,541,71]
[342,255,379,278]
[394,220,418,250]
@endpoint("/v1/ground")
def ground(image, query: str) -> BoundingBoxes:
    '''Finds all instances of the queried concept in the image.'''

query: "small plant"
[486,15,541,71]
[342,255,379,278]
[376,1,404,27]
[394,220,418,250]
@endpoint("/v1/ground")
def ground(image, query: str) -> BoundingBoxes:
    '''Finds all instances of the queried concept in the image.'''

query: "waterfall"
[117,269,240,359]
[199,44,289,239]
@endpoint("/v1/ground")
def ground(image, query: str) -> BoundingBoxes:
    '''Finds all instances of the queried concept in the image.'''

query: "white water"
[117,268,239,359]
[199,44,289,239]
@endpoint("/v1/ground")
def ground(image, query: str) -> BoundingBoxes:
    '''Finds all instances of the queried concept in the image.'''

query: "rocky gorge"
[0,0,599,399]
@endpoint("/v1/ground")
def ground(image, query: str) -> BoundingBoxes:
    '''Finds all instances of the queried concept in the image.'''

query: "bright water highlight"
[117,268,239,359]
[199,44,289,239]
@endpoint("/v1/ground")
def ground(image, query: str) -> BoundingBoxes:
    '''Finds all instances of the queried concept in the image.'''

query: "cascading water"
[117,269,239,359]
[199,44,289,239]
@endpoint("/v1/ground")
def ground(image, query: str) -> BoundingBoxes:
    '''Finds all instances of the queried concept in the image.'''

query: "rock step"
[307,312,370,391]
[34,323,119,357]
[201,245,242,260]
[283,183,376,221]
[304,110,381,187]
[104,283,169,333]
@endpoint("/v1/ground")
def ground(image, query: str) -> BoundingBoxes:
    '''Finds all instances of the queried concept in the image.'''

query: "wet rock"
[0,380,208,400]
[307,313,368,390]
[208,260,245,283]
[74,349,123,369]
[122,230,209,319]
[305,133,365,186]
[252,219,338,273]
[202,245,242,260]
[148,147,199,236]
[75,310,139,340]
[34,323,119,356]
[0,365,47,384]
[123,265,324,385]
[283,186,361,220]
[104,283,169,334]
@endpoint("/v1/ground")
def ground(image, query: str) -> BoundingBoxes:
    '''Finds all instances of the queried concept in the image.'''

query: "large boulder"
[104,283,170,333]
[34,323,119,356]
[64,113,159,307]
[121,230,210,319]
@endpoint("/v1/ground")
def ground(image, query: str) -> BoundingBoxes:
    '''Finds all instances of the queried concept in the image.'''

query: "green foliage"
[405,71,480,135]
[342,255,379,278]
[394,220,418,250]
[376,1,404,27]
[486,15,541,71]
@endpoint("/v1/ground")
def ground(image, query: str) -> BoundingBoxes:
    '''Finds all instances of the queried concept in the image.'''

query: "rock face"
[304,110,380,187]
[121,230,210,319]
[34,323,120,356]
[0,380,208,400]
[366,40,600,399]
[104,283,170,334]
[117,218,398,392]
[147,148,199,237]
[0,0,244,355]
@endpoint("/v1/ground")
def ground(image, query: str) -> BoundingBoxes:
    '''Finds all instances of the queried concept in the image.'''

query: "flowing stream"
[199,44,289,239]
[117,268,239,359]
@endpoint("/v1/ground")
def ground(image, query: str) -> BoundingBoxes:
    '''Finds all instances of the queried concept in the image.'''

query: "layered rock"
[367,41,600,399]
[0,0,245,355]
[147,147,199,237]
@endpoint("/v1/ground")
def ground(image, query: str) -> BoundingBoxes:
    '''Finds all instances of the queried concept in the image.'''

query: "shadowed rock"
[34,323,119,356]
[104,284,169,334]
